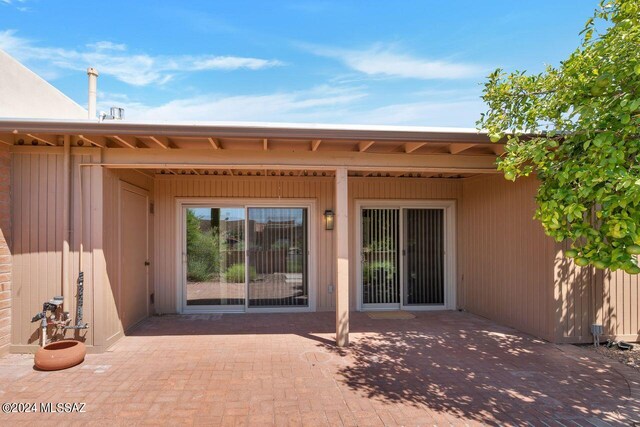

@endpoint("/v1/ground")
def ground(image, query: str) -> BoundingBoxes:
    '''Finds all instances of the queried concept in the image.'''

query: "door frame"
[176,197,317,314]
[118,181,150,330]
[355,199,456,311]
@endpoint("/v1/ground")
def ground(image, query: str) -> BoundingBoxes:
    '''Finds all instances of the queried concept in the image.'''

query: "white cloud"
[347,99,486,127]
[86,41,127,51]
[97,85,484,127]
[0,30,284,86]
[101,85,367,122]
[191,57,284,71]
[1,0,29,10]
[306,43,484,80]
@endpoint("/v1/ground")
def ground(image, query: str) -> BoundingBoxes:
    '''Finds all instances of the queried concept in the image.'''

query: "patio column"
[335,167,349,347]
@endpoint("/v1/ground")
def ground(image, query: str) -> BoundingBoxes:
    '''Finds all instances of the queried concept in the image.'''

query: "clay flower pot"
[34,340,86,371]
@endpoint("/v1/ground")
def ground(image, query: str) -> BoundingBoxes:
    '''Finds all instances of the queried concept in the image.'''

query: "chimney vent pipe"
[87,67,99,119]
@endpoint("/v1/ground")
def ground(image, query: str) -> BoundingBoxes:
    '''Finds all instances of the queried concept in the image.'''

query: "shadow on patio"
[125,310,637,424]
[323,319,636,424]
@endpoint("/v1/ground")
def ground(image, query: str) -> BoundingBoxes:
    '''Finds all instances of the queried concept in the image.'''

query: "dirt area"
[584,341,640,371]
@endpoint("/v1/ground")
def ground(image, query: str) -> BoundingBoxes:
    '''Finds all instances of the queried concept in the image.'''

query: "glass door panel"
[403,208,444,306]
[185,207,246,307]
[247,207,308,307]
[361,208,400,307]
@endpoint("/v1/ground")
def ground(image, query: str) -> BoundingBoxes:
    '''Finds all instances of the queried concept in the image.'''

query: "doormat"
[367,311,416,320]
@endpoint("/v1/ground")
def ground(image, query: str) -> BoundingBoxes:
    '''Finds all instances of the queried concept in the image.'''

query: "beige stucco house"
[0,55,637,354]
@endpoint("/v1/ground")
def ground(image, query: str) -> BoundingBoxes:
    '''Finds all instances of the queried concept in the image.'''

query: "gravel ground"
[585,342,640,371]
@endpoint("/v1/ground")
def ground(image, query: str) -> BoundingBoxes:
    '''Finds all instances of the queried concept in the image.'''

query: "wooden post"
[62,135,70,309]
[335,167,349,346]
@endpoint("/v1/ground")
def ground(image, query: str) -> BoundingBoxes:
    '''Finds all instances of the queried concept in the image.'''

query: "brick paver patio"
[0,311,638,426]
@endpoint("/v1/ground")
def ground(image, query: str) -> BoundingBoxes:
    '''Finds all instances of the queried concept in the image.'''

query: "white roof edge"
[0,117,494,143]
[0,117,485,134]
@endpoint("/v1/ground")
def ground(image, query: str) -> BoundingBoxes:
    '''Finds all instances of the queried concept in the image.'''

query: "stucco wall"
[0,144,11,355]
[0,50,86,119]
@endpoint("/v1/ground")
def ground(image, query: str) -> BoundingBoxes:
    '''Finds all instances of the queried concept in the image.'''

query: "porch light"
[324,209,335,230]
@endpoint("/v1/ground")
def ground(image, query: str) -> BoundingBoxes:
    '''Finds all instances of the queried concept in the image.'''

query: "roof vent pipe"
[87,67,98,119]
[99,107,125,122]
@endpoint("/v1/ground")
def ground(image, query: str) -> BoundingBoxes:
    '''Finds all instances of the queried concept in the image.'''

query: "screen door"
[360,206,446,310]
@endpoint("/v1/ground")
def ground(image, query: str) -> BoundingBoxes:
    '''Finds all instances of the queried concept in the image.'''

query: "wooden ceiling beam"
[449,143,477,154]
[208,137,220,149]
[263,138,268,151]
[26,133,58,146]
[77,134,107,148]
[311,139,322,151]
[148,136,171,149]
[0,134,14,146]
[403,142,426,153]
[111,135,138,149]
[133,169,154,178]
[358,141,375,152]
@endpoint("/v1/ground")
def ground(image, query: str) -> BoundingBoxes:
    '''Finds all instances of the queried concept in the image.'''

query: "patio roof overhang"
[2,118,506,348]
[0,118,505,178]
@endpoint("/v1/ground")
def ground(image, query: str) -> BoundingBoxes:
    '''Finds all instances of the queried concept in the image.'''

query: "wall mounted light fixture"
[324,209,335,230]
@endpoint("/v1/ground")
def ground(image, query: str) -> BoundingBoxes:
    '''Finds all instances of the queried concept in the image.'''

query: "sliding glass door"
[185,207,246,308]
[183,203,310,312]
[247,208,308,308]
[359,204,448,310]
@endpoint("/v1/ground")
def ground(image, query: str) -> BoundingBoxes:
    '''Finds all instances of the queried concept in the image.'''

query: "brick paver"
[0,311,638,425]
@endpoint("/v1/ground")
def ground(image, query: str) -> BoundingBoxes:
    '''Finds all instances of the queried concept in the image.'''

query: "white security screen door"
[403,208,445,306]
[359,204,449,310]
[361,208,401,309]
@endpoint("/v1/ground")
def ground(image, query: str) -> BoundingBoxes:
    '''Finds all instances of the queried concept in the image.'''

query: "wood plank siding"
[8,148,639,350]
[459,174,640,343]
[11,149,103,351]
[459,175,556,341]
[0,143,11,355]
[555,244,640,343]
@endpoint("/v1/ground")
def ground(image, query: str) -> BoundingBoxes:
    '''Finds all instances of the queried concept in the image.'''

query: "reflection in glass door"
[185,207,246,307]
[247,208,309,307]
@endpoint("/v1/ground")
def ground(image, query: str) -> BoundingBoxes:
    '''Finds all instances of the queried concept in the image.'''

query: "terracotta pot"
[34,340,86,371]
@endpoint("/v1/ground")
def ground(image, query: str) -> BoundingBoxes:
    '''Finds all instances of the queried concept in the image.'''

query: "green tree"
[479,0,640,274]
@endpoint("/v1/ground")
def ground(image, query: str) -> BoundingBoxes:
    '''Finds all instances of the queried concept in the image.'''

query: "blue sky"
[0,0,596,126]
